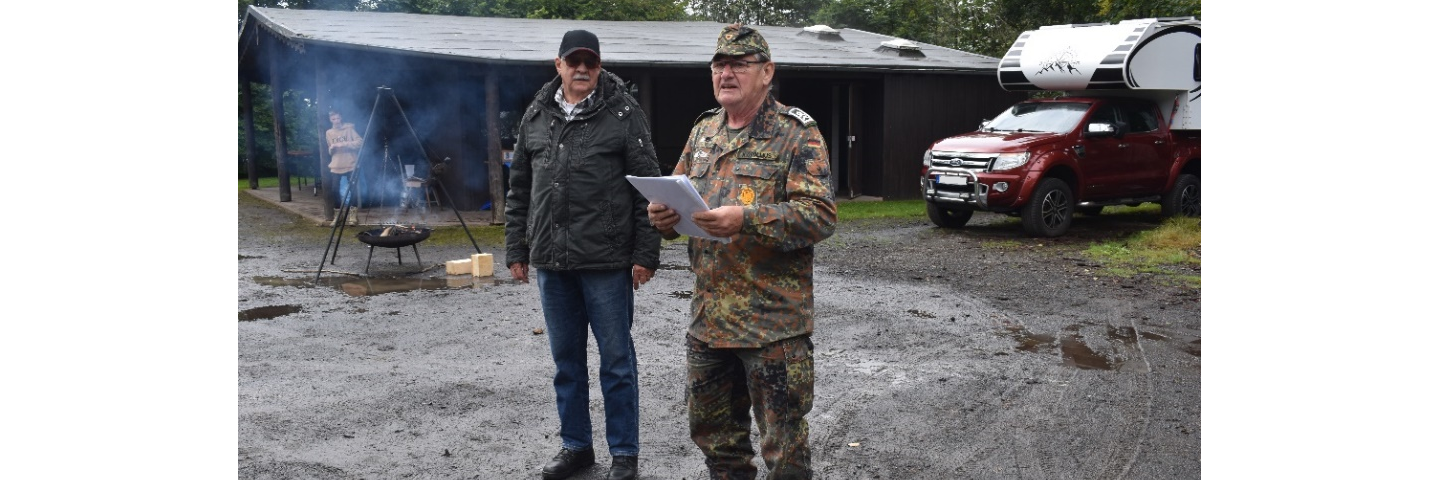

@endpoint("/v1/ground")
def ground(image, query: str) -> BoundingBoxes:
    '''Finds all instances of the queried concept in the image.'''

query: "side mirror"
[979,120,991,130]
[1084,122,1116,137]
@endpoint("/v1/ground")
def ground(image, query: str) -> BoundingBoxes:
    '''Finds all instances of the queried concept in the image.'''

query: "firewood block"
[446,259,472,275]
[471,253,494,277]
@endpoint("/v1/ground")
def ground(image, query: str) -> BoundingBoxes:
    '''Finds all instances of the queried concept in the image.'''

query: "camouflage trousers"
[686,334,814,480]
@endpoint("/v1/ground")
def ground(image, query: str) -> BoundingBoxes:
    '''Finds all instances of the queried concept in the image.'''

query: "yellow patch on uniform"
[739,185,756,206]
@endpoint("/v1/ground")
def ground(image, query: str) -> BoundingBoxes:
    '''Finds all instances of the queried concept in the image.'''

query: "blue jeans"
[536,268,640,457]
[336,174,352,207]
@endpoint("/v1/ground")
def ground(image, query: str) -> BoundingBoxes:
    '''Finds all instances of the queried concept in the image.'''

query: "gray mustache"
[572,74,591,81]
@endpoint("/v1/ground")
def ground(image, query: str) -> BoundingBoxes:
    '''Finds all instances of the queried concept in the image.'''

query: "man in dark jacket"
[504,29,661,480]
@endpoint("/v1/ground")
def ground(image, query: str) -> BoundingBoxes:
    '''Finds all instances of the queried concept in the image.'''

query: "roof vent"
[799,25,844,41]
[876,39,925,58]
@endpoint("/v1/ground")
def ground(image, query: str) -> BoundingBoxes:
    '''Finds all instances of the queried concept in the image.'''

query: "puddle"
[254,276,516,296]
[1059,333,1115,370]
[906,309,936,319]
[668,290,693,299]
[1000,324,1055,353]
[657,263,691,271]
[239,304,302,321]
[999,323,1119,370]
[239,254,264,260]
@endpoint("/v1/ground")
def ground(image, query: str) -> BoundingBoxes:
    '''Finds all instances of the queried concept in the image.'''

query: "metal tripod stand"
[314,86,484,282]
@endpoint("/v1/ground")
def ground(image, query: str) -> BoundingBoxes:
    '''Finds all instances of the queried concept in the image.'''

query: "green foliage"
[239,83,321,178]
[526,0,688,20]
[688,0,828,26]
[813,0,1198,58]
[1097,0,1201,22]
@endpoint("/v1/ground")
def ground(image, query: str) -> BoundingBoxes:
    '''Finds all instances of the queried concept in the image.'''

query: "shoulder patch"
[785,107,816,127]
[694,107,722,125]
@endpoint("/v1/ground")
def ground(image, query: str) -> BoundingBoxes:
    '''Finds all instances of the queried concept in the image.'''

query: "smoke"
[285,52,509,214]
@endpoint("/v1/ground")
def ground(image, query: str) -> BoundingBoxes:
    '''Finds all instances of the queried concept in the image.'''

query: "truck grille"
[929,151,995,171]
[925,151,991,208]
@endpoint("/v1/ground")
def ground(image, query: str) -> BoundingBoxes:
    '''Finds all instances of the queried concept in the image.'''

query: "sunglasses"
[710,59,762,74]
[564,56,600,68]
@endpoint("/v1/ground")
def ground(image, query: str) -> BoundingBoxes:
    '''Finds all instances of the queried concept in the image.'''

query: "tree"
[688,0,829,26]
[239,83,320,177]
[814,0,1198,58]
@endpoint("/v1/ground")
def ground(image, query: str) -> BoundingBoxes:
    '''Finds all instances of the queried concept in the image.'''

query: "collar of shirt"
[555,86,597,120]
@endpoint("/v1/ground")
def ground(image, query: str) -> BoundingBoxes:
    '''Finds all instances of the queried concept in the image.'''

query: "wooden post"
[243,78,259,190]
[316,64,333,219]
[270,49,292,202]
[486,72,505,225]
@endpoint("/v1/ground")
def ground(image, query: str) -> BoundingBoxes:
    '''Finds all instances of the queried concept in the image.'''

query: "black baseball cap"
[559,30,601,60]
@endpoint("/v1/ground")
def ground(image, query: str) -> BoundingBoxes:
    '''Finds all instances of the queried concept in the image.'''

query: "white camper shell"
[997,17,1200,130]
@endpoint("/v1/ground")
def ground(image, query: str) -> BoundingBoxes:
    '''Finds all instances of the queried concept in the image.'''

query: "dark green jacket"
[505,71,662,271]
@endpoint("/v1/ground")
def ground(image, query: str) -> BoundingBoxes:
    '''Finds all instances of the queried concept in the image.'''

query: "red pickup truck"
[923,16,1202,237]
[920,95,1200,237]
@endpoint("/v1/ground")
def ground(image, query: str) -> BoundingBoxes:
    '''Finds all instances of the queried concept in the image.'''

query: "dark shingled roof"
[241,7,999,73]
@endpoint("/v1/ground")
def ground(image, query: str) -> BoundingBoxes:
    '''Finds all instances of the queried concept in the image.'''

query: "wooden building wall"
[879,73,1028,199]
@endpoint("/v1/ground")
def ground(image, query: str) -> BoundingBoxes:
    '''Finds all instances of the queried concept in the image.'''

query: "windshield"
[983,102,1091,133]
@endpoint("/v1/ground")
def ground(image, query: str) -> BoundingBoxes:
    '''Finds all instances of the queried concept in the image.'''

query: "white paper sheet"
[626,175,730,243]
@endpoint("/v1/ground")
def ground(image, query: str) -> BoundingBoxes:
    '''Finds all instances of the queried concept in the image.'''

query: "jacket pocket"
[732,160,782,205]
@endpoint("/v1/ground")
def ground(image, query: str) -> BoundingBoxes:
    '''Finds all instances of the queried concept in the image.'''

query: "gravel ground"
[237,192,1200,479]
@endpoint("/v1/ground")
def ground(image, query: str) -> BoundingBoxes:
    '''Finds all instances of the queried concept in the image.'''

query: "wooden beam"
[486,72,505,225]
[270,46,292,202]
[243,78,258,190]
[316,64,334,219]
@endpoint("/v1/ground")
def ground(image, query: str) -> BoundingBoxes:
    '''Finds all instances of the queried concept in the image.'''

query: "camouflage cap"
[714,23,770,59]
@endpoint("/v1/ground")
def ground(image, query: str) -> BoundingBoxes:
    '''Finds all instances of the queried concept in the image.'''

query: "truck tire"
[927,202,974,229]
[1021,178,1073,237]
[1161,173,1200,217]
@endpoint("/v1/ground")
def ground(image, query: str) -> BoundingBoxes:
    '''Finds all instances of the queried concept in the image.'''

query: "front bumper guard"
[921,169,989,209]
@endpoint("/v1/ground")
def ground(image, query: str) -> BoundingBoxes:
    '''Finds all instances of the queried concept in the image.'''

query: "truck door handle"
[1154,140,1166,145]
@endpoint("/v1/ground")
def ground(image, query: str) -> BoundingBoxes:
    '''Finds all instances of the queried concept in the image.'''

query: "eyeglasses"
[710,59,762,74]
[564,56,599,69]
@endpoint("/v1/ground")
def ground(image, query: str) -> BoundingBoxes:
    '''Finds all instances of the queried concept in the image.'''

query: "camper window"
[1120,103,1160,133]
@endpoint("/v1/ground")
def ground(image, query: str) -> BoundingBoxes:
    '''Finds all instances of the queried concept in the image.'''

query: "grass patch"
[425,224,505,246]
[1084,215,1201,287]
[836,199,925,221]
[240,177,283,189]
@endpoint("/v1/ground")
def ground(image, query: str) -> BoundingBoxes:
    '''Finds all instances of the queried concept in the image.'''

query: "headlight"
[922,150,933,167]
[991,152,1031,171]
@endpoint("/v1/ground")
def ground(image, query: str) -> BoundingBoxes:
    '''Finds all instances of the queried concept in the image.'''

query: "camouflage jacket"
[674,95,837,348]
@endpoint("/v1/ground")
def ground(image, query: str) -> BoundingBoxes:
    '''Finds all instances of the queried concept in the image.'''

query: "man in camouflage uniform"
[646,24,835,480]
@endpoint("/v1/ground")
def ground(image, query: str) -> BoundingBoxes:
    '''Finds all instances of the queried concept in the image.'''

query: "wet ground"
[238,191,1200,479]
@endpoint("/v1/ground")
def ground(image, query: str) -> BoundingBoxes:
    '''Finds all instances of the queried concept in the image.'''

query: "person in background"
[325,109,363,225]
[646,23,836,480]
[504,29,661,480]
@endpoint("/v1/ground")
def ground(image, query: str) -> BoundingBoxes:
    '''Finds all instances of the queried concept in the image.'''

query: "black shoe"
[607,456,637,480]
[541,447,595,480]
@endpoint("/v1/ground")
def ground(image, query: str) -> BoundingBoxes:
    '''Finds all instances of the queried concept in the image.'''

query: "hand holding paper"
[627,175,731,243]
